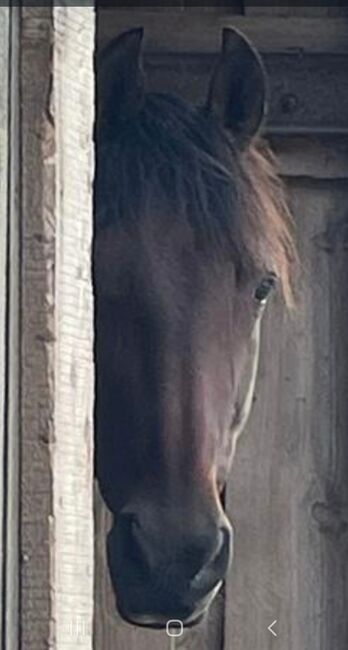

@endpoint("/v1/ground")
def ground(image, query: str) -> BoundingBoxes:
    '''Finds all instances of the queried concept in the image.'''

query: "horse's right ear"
[97,28,145,127]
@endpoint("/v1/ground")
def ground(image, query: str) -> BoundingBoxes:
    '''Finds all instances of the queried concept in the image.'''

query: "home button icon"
[166,620,184,637]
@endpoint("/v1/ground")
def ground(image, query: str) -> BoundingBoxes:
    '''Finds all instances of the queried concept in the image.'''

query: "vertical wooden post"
[1,7,20,650]
[18,7,95,649]
[0,7,11,647]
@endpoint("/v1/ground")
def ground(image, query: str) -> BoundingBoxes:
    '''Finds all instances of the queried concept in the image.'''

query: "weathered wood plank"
[0,9,10,647]
[118,1,243,11]
[243,4,348,18]
[139,51,348,134]
[52,9,95,648]
[225,179,348,650]
[20,13,53,647]
[243,5,329,17]
[270,136,348,179]
[5,10,21,650]
[98,11,348,53]
[20,7,95,649]
[0,9,20,650]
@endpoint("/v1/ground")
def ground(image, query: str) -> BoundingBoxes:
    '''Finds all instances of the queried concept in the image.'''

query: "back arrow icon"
[268,620,277,637]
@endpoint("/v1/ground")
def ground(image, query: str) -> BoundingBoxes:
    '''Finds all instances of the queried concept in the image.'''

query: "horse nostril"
[113,512,232,604]
[181,544,210,580]
[191,526,231,591]
[119,514,151,576]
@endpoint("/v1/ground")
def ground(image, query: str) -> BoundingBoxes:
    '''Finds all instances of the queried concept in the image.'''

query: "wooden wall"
[225,176,348,649]
[1,8,95,650]
[0,8,13,648]
[20,8,95,648]
[95,7,348,650]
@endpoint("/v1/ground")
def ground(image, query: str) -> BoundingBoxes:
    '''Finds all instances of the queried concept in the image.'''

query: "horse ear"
[206,27,267,147]
[97,27,145,127]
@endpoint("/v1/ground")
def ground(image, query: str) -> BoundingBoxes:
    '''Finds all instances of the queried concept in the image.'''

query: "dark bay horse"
[94,27,296,628]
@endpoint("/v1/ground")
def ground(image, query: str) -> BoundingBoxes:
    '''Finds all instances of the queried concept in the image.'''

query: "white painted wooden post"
[52,8,95,648]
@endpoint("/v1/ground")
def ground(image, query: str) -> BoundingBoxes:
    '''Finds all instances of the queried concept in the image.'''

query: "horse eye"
[254,272,278,304]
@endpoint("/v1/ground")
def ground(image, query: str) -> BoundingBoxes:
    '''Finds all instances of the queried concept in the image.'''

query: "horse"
[94,26,297,629]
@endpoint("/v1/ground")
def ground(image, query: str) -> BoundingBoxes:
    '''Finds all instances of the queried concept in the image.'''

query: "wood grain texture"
[119,1,243,11]
[243,4,348,18]
[0,9,10,646]
[225,178,348,650]
[21,11,54,648]
[243,5,329,17]
[3,11,21,650]
[52,8,95,649]
[269,136,348,180]
[98,10,348,53]
[0,9,18,650]
[20,7,95,649]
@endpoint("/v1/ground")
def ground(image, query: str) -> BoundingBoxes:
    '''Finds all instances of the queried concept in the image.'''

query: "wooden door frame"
[1,7,96,650]
[0,7,20,650]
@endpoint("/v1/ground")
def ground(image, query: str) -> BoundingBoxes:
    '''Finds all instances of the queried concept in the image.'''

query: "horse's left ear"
[206,27,267,147]
[97,27,145,128]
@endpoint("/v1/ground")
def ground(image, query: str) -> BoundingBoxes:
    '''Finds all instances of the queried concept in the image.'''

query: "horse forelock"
[96,91,297,306]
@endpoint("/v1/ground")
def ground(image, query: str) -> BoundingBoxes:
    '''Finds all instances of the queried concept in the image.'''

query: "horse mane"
[96,92,297,306]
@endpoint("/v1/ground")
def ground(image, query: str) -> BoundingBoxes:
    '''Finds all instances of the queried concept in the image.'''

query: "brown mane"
[96,92,297,305]
[241,139,297,306]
